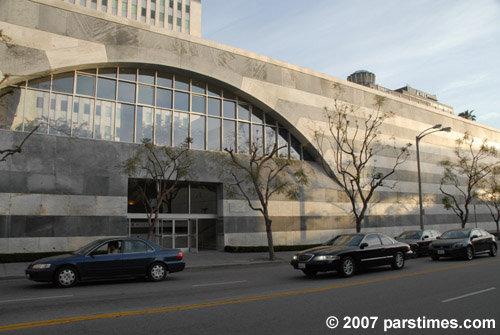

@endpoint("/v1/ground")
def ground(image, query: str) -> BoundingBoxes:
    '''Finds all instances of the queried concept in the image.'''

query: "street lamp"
[416,124,452,229]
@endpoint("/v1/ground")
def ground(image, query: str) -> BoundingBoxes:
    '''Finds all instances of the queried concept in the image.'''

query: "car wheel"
[465,246,474,260]
[431,255,440,261]
[339,257,355,277]
[489,244,497,257]
[391,251,405,270]
[302,270,317,277]
[148,262,167,282]
[54,266,77,288]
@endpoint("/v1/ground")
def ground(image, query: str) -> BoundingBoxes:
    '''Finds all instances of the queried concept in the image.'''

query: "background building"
[1,0,499,254]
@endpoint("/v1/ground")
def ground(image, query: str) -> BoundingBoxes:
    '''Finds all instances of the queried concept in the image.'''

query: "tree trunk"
[265,217,275,261]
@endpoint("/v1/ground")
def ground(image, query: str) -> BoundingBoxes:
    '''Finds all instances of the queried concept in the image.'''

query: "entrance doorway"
[128,216,218,253]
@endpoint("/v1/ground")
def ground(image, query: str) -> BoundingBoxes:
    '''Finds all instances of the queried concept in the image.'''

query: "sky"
[201,0,500,130]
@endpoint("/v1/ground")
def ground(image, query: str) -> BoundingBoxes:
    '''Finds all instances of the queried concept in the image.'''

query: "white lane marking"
[192,280,247,288]
[442,287,496,303]
[0,295,73,304]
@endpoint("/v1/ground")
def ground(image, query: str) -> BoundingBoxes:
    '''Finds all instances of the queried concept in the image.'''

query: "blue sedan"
[25,238,185,288]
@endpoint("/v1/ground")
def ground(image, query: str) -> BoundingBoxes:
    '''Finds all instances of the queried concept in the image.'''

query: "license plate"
[298,263,306,269]
[438,250,445,255]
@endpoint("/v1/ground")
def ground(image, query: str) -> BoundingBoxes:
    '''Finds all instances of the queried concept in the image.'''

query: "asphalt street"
[0,255,499,335]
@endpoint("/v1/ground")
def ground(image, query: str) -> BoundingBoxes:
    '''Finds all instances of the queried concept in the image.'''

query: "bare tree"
[121,139,192,241]
[0,124,40,162]
[223,143,309,261]
[440,132,498,228]
[478,166,500,237]
[314,94,412,232]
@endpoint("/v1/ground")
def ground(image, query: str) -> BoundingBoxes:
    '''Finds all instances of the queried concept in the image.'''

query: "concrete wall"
[1,0,500,252]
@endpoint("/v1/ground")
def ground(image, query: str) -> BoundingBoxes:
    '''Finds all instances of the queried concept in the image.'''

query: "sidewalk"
[0,251,297,280]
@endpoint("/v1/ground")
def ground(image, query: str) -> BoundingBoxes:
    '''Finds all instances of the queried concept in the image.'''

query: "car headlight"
[314,255,339,261]
[453,243,466,249]
[32,264,51,269]
[292,255,298,260]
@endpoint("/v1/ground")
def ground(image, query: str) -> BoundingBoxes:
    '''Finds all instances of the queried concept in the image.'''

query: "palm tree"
[458,110,476,121]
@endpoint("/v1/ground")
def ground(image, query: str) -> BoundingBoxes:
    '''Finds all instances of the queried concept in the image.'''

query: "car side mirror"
[360,242,368,249]
[436,236,441,239]
[471,235,478,240]
[422,235,429,240]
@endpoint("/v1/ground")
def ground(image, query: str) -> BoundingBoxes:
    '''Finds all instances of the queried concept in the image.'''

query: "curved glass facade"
[0,67,313,160]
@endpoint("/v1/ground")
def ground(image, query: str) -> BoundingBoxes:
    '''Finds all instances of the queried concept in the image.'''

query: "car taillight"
[177,252,183,260]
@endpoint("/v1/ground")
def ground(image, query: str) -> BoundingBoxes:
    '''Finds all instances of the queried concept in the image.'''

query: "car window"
[92,241,122,255]
[471,229,481,237]
[363,234,382,246]
[123,240,154,253]
[379,234,394,245]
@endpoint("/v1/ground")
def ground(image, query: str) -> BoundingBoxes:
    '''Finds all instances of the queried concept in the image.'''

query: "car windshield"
[73,240,106,255]
[398,231,422,239]
[326,234,364,246]
[441,230,471,239]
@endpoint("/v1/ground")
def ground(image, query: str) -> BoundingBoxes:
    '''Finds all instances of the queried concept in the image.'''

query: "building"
[1,0,499,254]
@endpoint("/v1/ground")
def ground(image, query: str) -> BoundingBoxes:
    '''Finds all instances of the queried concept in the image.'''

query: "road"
[0,255,499,335]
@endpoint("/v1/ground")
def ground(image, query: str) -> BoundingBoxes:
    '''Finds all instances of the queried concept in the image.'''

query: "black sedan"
[25,237,185,288]
[291,233,413,278]
[428,228,497,261]
[395,229,441,256]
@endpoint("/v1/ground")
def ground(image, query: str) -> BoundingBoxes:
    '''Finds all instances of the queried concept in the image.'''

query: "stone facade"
[1,0,499,253]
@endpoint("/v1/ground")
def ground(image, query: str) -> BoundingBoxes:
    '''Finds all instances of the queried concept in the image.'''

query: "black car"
[291,233,413,278]
[25,237,185,288]
[395,230,441,256]
[428,228,497,261]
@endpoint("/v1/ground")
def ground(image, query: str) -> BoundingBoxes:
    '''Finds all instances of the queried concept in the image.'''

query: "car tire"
[489,244,497,257]
[431,255,440,261]
[54,266,78,288]
[302,270,317,277]
[148,262,167,282]
[391,251,405,270]
[465,246,474,260]
[339,257,355,278]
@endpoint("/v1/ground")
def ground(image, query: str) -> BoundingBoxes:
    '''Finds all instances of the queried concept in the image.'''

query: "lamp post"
[416,124,452,230]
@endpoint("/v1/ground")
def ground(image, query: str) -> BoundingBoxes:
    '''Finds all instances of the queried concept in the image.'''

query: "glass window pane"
[49,94,72,136]
[52,73,74,94]
[223,119,235,151]
[80,69,96,75]
[116,103,135,142]
[156,88,172,108]
[173,112,189,147]
[192,95,205,114]
[138,85,154,105]
[238,103,250,121]
[190,114,205,150]
[223,100,236,119]
[207,85,220,97]
[1,87,25,131]
[28,76,51,91]
[252,124,264,155]
[237,122,250,155]
[290,135,301,160]
[207,117,221,151]
[155,108,171,146]
[223,91,236,100]
[118,81,136,103]
[138,69,155,85]
[119,68,137,81]
[208,97,220,116]
[157,72,172,87]
[190,184,217,214]
[174,91,189,111]
[265,114,276,126]
[24,90,49,133]
[94,100,115,140]
[174,75,190,91]
[265,126,277,154]
[72,97,94,138]
[98,68,117,78]
[97,77,116,100]
[278,127,289,158]
[252,107,263,124]
[192,80,205,94]
[136,106,153,142]
[76,74,96,96]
